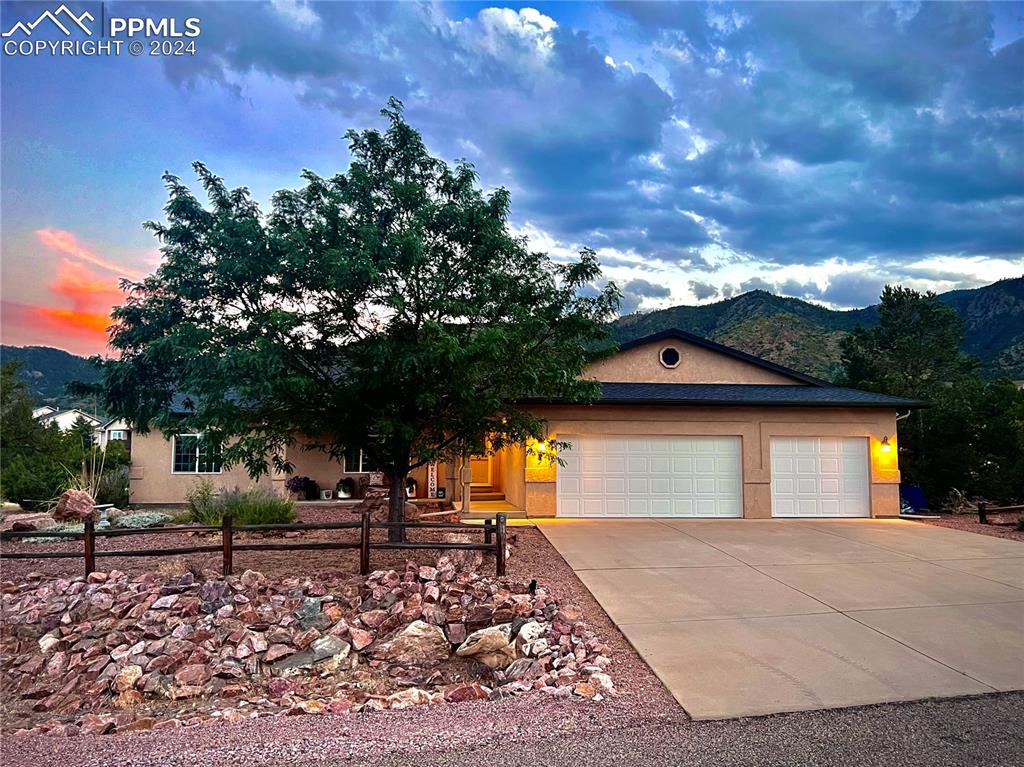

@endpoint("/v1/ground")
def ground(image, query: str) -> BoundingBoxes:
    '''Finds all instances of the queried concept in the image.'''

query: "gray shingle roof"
[532,383,928,408]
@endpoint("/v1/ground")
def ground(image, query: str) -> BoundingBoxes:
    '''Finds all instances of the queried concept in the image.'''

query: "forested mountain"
[0,345,104,415]
[613,277,1023,380]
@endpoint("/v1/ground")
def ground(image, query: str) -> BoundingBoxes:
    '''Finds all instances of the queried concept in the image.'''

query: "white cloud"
[270,0,320,31]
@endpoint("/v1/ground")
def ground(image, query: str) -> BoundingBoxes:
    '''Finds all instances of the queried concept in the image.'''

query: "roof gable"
[587,329,832,387]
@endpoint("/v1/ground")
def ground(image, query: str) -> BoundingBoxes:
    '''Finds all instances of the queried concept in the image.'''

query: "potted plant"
[336,476,356,499]
[284,476,319,501]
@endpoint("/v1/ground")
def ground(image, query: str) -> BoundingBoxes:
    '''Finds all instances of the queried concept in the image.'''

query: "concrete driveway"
[538,518,1024,719]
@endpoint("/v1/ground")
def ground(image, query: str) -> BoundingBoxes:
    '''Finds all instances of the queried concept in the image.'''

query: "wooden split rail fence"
[976,502,1024,526]
[0,511,508,578]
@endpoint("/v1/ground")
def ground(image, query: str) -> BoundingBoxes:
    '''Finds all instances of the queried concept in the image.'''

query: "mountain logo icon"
[2,4,94,37]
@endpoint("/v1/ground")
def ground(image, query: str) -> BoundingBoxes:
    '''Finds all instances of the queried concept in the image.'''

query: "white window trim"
[343,448,377,474]
[109,430,127,440]
[171,434,223,475]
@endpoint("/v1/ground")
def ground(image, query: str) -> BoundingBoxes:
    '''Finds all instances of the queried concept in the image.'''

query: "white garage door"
[771,437,870,518]
[557,435,742,518]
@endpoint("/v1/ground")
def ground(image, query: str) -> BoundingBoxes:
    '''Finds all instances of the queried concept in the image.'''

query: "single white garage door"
[557,435,742,518]
[771,437,870,518]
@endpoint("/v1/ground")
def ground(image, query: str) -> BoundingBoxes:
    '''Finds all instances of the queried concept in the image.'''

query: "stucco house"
[128,329,925,518]
[93,418,132,453]
[35,408,102,432]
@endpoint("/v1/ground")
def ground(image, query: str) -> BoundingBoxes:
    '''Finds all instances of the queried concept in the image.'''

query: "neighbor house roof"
[615,329,835,387]
[37,408,103,425]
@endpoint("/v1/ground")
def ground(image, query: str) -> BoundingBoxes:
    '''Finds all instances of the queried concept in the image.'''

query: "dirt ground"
[915,510,1024,542]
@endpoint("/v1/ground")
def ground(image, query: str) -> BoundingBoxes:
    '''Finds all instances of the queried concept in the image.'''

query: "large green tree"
[98,100,620,536]
[1,362,83,505]
[841,286,1024,504]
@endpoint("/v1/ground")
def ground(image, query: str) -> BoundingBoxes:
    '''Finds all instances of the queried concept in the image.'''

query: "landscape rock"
[1,551,614,733]
[456,624,517,669]
[383,621,450,667]
[52,490,96,522]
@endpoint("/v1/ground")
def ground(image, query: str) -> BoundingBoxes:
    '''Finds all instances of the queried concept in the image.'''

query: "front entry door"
[470,455,492,486]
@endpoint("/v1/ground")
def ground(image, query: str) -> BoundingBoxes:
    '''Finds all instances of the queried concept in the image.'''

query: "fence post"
[978,501,988,525]
[83,518,95,577]
[360,509,371,576]
[222,514,233,576]
[495,513,507,577]
[484,518,493,545]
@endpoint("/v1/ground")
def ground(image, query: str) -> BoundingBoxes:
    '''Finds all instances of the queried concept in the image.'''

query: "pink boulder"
[52,490,96,522]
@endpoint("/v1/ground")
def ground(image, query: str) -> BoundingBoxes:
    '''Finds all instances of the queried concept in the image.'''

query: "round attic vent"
[659,345,681,368]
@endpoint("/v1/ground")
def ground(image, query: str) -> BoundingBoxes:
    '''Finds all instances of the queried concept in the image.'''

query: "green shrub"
[95,465,130,507]
[27,521,84,544]
[220,487,296,525]
[112,512,172,529]
[186,481,295,526]
[0,454,67,509]
[185,478,219,523]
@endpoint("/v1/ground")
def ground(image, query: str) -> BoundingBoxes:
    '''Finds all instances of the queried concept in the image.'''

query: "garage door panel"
[650,456,671,473]
[604,477,625,494]
[772,437,869,518]
[673,477,694,494]
[557,435,742,518]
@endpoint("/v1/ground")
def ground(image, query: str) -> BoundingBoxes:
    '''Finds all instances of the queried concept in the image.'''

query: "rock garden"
[1,543,614,737]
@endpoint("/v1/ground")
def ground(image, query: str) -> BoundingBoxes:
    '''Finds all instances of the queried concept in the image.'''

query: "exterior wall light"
[880,436,892,453]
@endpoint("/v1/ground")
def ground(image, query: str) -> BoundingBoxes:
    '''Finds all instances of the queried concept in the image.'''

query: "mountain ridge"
[3,277,1021,410]
[613,277,1023,380]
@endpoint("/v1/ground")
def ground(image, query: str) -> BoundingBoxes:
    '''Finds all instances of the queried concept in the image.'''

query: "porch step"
[471,491,506,502]
[461,509,529,520]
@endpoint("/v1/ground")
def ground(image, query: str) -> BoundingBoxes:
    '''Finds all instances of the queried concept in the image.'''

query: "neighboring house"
[32,405,58,419]
[93,418,132,453]
[128,329,926,518]
[35,408,102,432]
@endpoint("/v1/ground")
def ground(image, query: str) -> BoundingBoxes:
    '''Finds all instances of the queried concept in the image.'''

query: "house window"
[109,430,127,441]
[659,345,681,369]
[172,434,223,474]
[343,448,379,474]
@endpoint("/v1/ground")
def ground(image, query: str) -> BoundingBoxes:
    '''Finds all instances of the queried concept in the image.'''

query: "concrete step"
[471,492,506,501]
[461,510,529,520]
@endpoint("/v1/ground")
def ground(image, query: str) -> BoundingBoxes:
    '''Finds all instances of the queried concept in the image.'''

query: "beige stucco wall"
[128,432,274,505]
[498,446,526,509]
[130,433,443,505]
[518,405,901,519]
[584,338,803,385]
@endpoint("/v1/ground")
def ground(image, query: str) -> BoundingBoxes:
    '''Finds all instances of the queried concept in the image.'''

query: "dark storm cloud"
[151,1,1022,274]
[739,277,774,293]
[623,278,672,298]
[688,280,719,300]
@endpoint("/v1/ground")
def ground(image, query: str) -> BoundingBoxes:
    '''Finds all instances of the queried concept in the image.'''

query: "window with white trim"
[172,434,223,474]
[109,430,127,441]
[343,448,379,474]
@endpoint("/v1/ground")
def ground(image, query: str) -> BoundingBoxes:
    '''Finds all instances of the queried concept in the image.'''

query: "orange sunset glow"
[0,229,148,355]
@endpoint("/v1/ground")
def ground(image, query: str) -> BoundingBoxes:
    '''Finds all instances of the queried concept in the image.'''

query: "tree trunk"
[387,467,407,543]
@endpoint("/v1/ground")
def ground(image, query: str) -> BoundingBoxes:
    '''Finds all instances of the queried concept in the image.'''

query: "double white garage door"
[556,434,869,518]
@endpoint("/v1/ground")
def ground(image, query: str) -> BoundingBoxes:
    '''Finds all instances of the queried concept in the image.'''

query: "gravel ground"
[913,512,1024,542]
[2,518,682,755]
[2,692,1020,767]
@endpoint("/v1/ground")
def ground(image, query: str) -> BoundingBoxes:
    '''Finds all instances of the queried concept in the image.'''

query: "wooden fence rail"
[976,502,1024,525]
[0,511,507,578]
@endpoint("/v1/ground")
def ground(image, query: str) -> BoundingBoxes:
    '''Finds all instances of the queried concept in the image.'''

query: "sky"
[1,0,1022,355]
